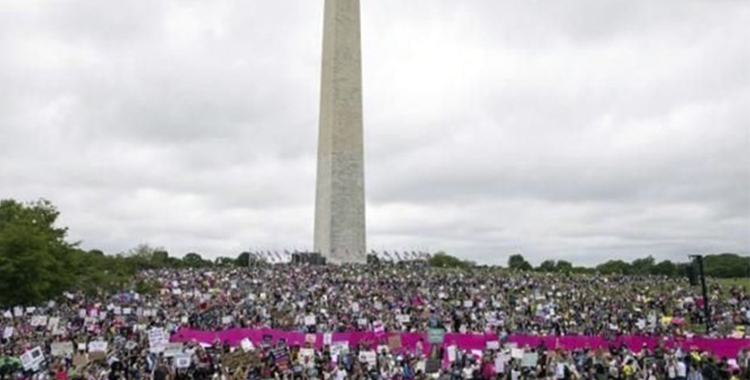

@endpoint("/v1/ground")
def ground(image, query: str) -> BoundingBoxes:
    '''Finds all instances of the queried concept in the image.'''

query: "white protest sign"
[3,327,13,339]
[47,317,60,330]
[78,309,86,318]
[447,346,457,362]
[163,343,184,357]
[358,351,377,367]
[2,311,11,319]
[323,333,333,346]
[148,328,168,353]
[13,307,23,317]
[464,300,474,308]
[486,341,500,350]
[122,308,132,315]
[511,348,524,359]
[300,348,315,368]
[77,343,87,351]
[88,340,108,352]
[175,355,191,369]
[304,315,316,326]
[351,303,360,313]
[31,316,48,327]
[221,316,233,325]
[397,315,411,323]
[114,307,122,315]
[50,342,74,357]
[20,347,44,371]
[241,338,255,352]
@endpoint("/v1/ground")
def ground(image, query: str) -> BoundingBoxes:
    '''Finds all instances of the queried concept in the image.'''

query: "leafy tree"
[631,256,655,275]
[652,260,676,276]
[508,254,532,271]
[0,199,76,305]
[428,252,471,268]
[555,260,573,272]
[183,252,210,268]
[596,260,632,275]
[537,260,556,272]
[702,253,750,278]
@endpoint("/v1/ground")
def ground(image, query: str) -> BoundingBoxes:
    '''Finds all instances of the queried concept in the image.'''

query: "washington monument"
[314,0,366,264]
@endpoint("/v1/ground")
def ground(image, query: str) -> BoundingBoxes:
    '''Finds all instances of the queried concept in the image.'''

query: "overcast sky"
[0,0,748,265]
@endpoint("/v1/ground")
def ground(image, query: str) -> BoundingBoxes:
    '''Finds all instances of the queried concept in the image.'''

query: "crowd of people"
[1,262,748,380]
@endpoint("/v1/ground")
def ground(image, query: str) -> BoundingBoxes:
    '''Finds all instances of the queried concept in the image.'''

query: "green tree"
[537,260,556,272]
[596,260,632,275]
[555,260,573,273]
[183,252,210,268]
[508,254,532,271]
[631,256,655,275]
[0,199,76,305]
[428,252,471,268]
[652,260,676,276]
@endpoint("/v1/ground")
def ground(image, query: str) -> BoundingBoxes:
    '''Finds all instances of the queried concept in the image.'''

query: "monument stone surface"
[314,0,366,264]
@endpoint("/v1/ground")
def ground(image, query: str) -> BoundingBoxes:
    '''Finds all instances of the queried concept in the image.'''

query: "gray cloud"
[0,0,747,265]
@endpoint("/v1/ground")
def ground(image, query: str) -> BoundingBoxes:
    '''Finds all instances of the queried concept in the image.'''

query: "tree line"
[1,198,747,306]
[428,252,749,279]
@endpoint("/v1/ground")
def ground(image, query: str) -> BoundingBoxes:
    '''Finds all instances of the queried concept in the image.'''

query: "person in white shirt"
[676,359,687,380]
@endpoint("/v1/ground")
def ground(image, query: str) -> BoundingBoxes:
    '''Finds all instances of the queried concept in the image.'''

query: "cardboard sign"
[20,346,44,370]
[388,335,402,350]
[73,354,88,368]
[89,351,106,362]
[51,342,74,357]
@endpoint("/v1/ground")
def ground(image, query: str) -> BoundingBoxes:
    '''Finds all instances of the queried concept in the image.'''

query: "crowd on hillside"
[1,263,748,380]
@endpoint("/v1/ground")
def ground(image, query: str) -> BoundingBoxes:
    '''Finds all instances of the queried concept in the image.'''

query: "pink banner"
[171,328,749,359]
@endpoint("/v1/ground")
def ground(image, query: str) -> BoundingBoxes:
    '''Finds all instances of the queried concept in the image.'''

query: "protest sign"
[388,335,402,350]
[47,317,59,330]
[148,328,168,353]
[300,348,315,368]
[447,345,457,362]
[30,316,48,327]
[358,351,376,367]
[511,348,524,359]
[305,334,316,345]
[73,354,88,368]
[20,347,44,371]
[3,327,13,339]
[304,315,316,326]
[521,352,538,368]
[241,338,254,352]
[426,359,441,374]
[50,342,74,357]
[397,315,410,323]
[323,333,333,346]
[175,355,191,369]
[13,307,23,317]
[163,343,184,357]
[428,328,445,344]
[88,340,108,352]
[487,340,500,350]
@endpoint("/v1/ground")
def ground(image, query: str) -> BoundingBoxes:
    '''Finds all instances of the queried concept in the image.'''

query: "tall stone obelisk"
[314,0,366,264]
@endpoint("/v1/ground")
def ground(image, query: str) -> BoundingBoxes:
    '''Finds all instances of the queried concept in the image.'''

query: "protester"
[0,262,748,380]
